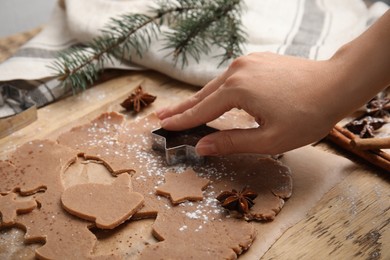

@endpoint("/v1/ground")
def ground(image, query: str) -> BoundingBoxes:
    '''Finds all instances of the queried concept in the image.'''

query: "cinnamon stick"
[350,136,390,150]
[326,125,390,172]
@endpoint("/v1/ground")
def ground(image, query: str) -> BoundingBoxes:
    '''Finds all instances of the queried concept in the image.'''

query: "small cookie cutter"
[0,84,37,139]
[151,125,218,165]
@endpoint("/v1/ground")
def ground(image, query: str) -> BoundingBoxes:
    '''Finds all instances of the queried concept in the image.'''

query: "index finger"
[156,72,227,120]
[160,86,236,131]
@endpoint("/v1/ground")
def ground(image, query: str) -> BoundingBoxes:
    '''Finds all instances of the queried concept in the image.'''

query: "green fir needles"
[50,0,246,92]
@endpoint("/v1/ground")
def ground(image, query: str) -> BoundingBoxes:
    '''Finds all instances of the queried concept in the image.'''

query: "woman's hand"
[157,10,390,156]
[157,52,342,155]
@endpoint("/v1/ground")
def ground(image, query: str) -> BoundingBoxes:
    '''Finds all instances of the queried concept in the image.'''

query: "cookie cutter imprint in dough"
[151,125,218,165]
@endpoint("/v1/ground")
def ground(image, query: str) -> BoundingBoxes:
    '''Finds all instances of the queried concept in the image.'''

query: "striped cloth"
[0,0,388,118]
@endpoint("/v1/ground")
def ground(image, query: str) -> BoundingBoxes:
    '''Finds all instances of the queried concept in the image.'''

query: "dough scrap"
[0,161,20,194]
[0,140,116,259]
[0,112,293,259]
[156,168,210,204]
[203,156,293,221]
[61,173,144,229]
[0,193,37,226]
[59,112,290,258]
[140,210,255,260]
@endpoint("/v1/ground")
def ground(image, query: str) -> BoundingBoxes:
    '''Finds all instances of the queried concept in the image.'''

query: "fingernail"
[160,118,169,128]
[196,141,218,156]
[155,108,166,118]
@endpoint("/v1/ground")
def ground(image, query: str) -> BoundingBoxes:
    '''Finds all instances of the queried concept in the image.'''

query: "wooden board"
[0,71,389,259]
[0,105,37,139]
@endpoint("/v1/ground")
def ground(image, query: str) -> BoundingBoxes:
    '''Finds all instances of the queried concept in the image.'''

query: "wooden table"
[0,70,389,259]
[0,27,389,259]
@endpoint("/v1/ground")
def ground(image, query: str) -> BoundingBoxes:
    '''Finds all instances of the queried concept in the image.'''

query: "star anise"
[345,116,385,138]
[216,187,258,214]
[366,95,390,118]
[120,86,156,113]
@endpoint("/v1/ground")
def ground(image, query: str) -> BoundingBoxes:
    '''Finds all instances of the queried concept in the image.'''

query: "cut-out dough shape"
[0,193,37,226]
[57,112,136,175]
[61,173,144,229]
[156,168,210,204]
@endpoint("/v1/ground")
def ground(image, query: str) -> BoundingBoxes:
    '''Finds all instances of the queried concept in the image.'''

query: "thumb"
[195,128,276,156]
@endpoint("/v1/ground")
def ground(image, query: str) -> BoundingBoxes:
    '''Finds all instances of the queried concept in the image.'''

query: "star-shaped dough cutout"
[156,168,210,204]
[0,193,37,226]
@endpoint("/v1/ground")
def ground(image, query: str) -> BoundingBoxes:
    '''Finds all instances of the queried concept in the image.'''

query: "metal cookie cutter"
[0,84,37,139]
[151,125,218,165]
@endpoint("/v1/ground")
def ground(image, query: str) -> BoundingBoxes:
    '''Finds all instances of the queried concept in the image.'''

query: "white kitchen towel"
[0,0,388,117]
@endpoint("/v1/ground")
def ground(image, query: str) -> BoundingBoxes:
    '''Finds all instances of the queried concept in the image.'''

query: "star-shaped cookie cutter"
[151,125,218,165]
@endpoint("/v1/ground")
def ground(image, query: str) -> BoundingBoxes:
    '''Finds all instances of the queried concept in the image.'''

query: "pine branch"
[51,0,246,92]
[164,0,245,67]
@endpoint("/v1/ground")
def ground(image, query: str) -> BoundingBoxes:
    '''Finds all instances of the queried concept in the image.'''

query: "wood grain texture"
[263,141,389,260]
[263,168,389,259]
[1,70,388,259]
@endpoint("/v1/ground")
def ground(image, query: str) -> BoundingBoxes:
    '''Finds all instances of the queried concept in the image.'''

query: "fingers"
[156,72,227,120]
[160,87,235,131]
[195,128,279,156]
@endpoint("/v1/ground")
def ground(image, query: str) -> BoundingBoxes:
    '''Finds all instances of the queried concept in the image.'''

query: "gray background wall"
[0,0,57,38]
[0,0,389,38]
